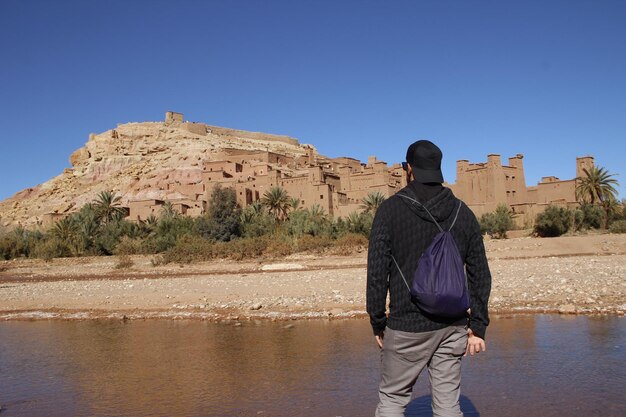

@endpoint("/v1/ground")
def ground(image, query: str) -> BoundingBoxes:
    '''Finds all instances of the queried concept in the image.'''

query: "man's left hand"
[465,328,486,356]
[375,333,384,349]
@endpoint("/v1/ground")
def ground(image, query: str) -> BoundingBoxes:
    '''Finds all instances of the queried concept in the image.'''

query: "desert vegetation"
[532,165,622,237]
[2,173,623,262]
[0,187,380,263]
[479,204,515,239]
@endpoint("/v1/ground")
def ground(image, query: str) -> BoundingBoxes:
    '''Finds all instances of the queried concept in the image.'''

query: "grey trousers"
[375,325,468,417]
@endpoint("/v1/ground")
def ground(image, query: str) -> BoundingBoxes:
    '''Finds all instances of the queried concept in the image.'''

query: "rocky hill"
[0,114,314,228]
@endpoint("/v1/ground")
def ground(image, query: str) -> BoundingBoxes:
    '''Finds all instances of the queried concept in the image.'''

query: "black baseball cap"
[405,140,444,184]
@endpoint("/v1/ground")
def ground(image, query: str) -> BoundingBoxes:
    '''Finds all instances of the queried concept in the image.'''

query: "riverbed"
[0,315,624,416]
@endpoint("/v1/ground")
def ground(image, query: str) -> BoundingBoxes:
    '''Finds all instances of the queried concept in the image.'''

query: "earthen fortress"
[0,112,591,228]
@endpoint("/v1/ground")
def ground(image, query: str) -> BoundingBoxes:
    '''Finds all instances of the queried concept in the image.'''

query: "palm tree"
[250,200,264,215]
[137,215,158,238]
[346,211,371,236]
[160,201,178,219]
[361,192,387,214]
[92,191,127,224]
[307,203,326,220]
[76,204,100,251]
[576,166,619,228]
[261,186,291,221]
[52,216,82,256]
[144,215,159,227]
[290,197,302,211]
[52,216,79,242]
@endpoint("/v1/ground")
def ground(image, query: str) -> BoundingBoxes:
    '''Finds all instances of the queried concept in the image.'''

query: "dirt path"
[1,234,625,321]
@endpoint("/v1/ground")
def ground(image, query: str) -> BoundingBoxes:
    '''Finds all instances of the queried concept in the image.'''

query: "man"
[367,140,491,417]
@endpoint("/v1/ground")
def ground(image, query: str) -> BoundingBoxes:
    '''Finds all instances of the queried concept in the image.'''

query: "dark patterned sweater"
[366,184,491,340]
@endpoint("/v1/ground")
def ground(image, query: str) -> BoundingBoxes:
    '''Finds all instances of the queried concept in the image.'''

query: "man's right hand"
[465,328,486,356]
[375,333,384,349]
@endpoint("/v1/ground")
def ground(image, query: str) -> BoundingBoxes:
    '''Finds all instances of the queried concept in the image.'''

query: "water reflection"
[0,316,624,417]
[406,395,480,416]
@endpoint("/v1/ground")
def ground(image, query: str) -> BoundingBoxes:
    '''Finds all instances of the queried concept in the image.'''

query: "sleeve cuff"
[469,321,486,340]
[371,319,387,336]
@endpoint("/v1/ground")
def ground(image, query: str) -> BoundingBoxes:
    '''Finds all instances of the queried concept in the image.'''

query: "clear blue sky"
[1,0,625,201]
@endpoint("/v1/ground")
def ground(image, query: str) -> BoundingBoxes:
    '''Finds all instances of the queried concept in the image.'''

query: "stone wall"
[165,111,184,124]
[449,153,593,226]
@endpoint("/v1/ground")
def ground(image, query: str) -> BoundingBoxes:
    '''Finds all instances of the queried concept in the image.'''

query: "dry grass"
[159,233,369,264]
[114,254,134,269]
[330,233,369,255]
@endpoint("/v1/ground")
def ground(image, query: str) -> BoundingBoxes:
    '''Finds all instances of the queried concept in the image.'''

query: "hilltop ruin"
[0,112,589,228]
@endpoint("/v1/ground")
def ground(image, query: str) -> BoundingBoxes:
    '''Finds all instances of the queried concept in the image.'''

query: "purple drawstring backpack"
[391,196,470,318]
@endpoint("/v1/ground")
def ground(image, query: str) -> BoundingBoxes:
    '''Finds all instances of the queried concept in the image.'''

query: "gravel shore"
[1,234,625,321]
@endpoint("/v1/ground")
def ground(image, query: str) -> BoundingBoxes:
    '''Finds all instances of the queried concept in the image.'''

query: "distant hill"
[0,113,314,228]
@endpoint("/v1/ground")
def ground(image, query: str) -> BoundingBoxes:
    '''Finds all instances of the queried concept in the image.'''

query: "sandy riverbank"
[1,234,625,321]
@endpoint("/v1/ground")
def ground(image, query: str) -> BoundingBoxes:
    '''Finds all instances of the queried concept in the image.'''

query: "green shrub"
[608,220,626,234]
[240,208,275,238]
[0,227,45,259]
[579,204,604,230]
[341,212,373,237]
[572,208,585,231]
[607,201,626,225]
[113,236,143,255]
[0,234,11,260]
[94,219,141,255]
[143,216,196,253]
[31,237,70,261]
[285,206,332,237]
[479,204,514,238]
[196,185,241,242]
[534,205,572,237]
[162,235,214,264]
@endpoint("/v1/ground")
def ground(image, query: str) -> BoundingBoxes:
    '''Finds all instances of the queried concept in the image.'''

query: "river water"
[0,315,624,417]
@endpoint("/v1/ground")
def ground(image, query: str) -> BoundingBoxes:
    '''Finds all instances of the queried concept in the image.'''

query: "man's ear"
[406,164,414,182]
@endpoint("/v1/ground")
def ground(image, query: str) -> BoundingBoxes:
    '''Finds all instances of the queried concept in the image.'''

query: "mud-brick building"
[198,150,406,219]
[123,112,593,224]
[449,154,594,226]
[122,112,407,222]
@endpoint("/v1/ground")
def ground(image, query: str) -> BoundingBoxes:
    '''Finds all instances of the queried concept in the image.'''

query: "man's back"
[367,140,491,417]
[367,184,490,339]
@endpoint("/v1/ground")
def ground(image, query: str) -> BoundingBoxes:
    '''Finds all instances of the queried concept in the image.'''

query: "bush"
[607,201,626,225]
[0,234,11,260]
[609,220,626,234]
[150,255,165,267]
[285,206,332,237]
[113,236,143,255]
[572,208,585,231]
[331,233,369,255]
[265,236,295,258]
[293,234,333,253]
[31,237,70,261]
[196,185,241,242]
[240,208,275,238]
[577,204,604,230]
[479,204,514,238]
[534,205,572,237]
[143,216,196,253]
[340,212,373,237]
[162,235,214,264]
[229,236,272,260]
[0,227,44,259]
[114,254,134,269]
[94,219,140,255]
